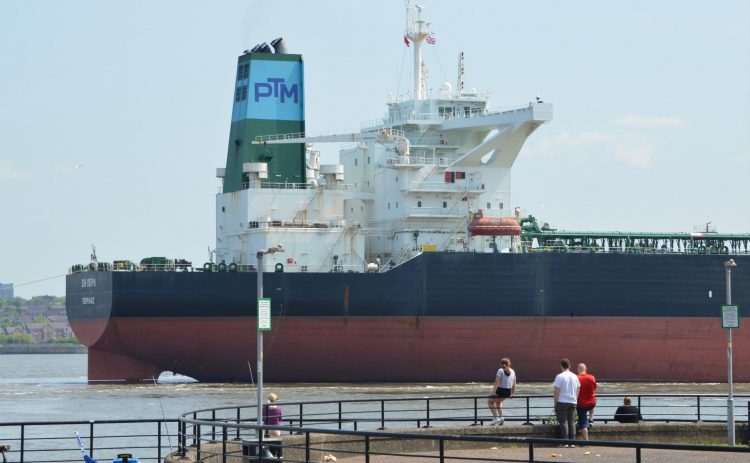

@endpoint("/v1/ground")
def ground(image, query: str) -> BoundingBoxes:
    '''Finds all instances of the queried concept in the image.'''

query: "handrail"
[176,395,750,463]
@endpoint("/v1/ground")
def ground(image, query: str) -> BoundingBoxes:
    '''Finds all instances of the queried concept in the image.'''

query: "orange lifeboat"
[468,210,521,236]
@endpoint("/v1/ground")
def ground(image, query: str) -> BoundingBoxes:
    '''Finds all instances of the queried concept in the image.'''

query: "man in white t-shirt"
[553,358,580,446]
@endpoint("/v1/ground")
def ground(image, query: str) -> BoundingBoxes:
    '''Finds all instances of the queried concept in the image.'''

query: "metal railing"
[1,396,747,463]
[176,395,750,463]
[179,394,750,434]
[0,419,178,463]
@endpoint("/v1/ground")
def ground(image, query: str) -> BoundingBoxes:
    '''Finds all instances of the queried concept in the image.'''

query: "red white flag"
[426,35,436,45]
[403,35,410,47]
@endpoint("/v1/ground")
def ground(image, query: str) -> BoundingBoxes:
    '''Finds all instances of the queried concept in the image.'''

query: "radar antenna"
[457,51,465,96]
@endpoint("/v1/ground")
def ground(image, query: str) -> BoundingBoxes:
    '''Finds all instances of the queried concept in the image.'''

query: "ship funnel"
[256,42,272,53]
[271,37,288,54]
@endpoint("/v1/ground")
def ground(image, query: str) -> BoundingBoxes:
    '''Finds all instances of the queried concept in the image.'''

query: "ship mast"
[406,4,431,100]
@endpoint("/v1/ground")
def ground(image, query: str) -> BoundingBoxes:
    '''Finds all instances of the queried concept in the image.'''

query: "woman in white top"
[487,357,517,425]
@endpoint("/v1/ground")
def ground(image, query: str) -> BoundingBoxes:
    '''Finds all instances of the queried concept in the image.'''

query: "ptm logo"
[254,78,299,103]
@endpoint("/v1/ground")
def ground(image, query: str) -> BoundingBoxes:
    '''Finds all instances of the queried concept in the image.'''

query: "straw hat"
[268,393,278,402]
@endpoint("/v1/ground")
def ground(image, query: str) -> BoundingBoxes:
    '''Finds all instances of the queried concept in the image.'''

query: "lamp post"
[256,244,283,437]
[724,258,737,446]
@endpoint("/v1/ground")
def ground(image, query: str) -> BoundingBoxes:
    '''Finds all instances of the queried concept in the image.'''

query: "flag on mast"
[403,35,410,47]
[426,35,436,45]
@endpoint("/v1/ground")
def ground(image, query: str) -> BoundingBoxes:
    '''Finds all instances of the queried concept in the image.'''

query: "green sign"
[722,305,739,329]
[258,298,271,331]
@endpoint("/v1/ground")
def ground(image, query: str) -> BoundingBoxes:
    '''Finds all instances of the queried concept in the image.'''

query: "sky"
[1,1,749,298]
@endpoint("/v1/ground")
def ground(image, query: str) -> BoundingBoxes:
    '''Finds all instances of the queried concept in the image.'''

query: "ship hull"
[66,252,750,382]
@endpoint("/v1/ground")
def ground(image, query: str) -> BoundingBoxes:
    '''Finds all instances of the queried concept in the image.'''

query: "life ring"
[203,262,213,271]
[721,246,730,255]
[274,263,284,273]
[708,246,718,254]
[218,262,227,272]
[697,246,707,255]
[228,262,238,272]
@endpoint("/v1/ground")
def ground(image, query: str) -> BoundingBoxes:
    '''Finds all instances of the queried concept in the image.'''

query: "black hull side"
[67,252,750,320]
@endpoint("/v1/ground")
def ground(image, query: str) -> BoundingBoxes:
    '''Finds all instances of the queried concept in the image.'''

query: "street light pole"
[256,245,283,438]
[724,258,737,446]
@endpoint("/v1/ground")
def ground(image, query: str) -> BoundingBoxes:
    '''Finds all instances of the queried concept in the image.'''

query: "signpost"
[723,259,737,446]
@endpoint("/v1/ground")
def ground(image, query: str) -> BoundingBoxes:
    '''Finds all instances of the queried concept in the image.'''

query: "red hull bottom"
[73,316,750,383]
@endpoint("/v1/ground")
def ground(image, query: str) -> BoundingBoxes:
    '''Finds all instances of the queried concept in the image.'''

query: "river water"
[3,354,749,424]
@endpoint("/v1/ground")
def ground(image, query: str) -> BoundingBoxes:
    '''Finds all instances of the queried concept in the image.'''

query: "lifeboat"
[468,210,521,236]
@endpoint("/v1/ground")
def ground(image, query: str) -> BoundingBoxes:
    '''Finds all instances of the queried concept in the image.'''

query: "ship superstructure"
[215,5,551,273]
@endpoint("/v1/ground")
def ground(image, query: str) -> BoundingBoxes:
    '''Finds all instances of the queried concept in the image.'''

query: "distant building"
[0,283,13,299]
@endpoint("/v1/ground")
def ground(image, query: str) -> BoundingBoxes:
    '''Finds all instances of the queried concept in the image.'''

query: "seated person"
[614,396,643,423]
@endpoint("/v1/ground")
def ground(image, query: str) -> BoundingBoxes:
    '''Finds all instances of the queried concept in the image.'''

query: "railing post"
[89,420,94,459]
[473,397,478,425]
[305,432,310,463]
[258,427,264,463]
[237,408,241,440]
[196,424,201,462]
[299,403,304,428]
[180,421,186,456]
[697,395,701,421]
[636,446,641,463]
[439,438,444,463]
[365,435,370,463]
[157,420,162,463]
[379,400,385,430]
[524,396,532,425]
[193,412,198,445]
[212,409,216,441]
[528,441,534,462]
[222,425,228,463]
[424,398,431,428]
[20,424,24,463]
[637,396,642,421]
[338,401,343,430]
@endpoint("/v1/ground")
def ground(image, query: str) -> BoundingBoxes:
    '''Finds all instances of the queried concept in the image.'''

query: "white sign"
[258,298,271,331]
[722,305,739,329]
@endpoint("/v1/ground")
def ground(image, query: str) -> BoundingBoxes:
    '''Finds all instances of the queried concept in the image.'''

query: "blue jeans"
[555,402,577,441]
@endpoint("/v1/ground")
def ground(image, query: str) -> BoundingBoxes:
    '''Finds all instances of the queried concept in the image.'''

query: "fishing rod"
[151,377,174,454]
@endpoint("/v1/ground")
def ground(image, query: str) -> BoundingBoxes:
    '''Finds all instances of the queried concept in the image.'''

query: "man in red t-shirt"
[576,363,597,441]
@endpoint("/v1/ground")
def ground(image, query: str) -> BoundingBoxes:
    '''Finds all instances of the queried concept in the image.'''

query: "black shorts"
[495,387,512,398]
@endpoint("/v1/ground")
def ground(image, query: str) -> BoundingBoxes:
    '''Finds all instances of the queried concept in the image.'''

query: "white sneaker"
[498,417,505,425]
[490,418,501,425]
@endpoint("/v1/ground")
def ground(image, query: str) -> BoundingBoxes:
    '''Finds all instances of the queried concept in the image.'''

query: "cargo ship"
[66,5,749,383]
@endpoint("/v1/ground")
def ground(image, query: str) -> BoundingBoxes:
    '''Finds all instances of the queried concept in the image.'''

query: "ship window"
[240,85,248,101]
[396,176,398,182]
[351,207,354,212]
[222,206,226,212]
[355,158,358,166]
[235,87,242,102]
[499,202,504,209]
[388,203,391,210]
[486,202,491,209]
[396,202,399,208]
[368,156,370,164]
[443,201,447,208]
[418,201,422,208]
[301,265,308,272]
[360,205,363,211]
